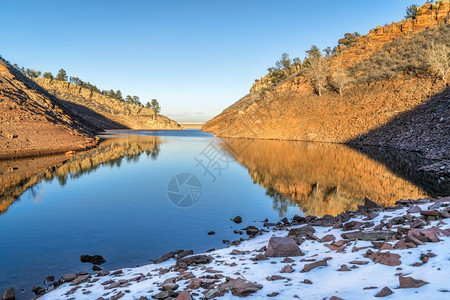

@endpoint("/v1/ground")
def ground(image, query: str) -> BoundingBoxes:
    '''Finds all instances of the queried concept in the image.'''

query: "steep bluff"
[34,78,182,130]
[0,59,98,159]
[202,1,450,165]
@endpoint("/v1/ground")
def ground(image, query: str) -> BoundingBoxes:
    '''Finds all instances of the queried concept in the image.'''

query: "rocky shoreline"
[4,197,446,300]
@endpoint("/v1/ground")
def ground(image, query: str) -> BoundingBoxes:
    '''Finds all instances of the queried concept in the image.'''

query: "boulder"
[31,286,45,296]
[399,275,429,288]
[265,237,302,257]
[280,264,294,273]
[232,216,242,223]
[287,225,316,238]
[375,286,393,297]
[218,278,262,297]
[153,251,175,264]
[341,230,395,241]
[61,274,77,282]
[2,288,14,300]
[343,221,364,231]
[80,254,106,265]
[70,274,90,285]
[176,254,213,267]
[301,260,327,272]
[319,234,336,243]
[175,291,191,300]
[371,251,401,266]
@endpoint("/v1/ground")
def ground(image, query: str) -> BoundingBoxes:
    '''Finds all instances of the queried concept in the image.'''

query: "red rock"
[319,234,336,243]
[218,278,263,296]
[288,225,316,240]
[266,275,285,281]
[394,240,407,249]
[349,260,370,265]
[175,291,191,300]
[280,264,295,273]
[352,246,370,252]
[399,275,429,288]
[2,288,15,300]
[372,251,401,266]
[265,237,302,257]
[343,221,364,231]
[338,264,351,271]
[301,260,327,272]
[330,296,344,300]
[375,286,393,297]
[333,240,346,247]
[187,278,202,289]
[379,243,394,251]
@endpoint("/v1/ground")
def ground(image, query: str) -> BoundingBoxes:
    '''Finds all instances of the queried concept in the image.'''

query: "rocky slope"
[202,2,450,164]
[35,78,182,130]
[0,59,99,159]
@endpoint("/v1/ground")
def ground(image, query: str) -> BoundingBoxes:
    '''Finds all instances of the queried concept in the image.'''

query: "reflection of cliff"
[0,135,160,214]
[221,139,429,216]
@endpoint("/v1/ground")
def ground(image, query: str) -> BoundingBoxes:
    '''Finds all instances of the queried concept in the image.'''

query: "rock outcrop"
[0,58,98,159]
[34,78,182,130]
[202,1,450,167]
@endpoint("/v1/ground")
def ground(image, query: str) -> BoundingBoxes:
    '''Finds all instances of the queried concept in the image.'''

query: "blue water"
[0,130,301,298]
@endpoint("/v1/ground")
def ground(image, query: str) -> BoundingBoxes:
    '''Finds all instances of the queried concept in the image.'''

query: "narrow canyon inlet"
[0,130,443,299]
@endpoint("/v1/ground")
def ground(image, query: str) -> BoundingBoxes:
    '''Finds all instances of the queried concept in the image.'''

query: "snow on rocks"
[38,197,450,299]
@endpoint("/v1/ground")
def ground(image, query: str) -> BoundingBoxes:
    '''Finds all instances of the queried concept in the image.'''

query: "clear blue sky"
[1,0,426,123]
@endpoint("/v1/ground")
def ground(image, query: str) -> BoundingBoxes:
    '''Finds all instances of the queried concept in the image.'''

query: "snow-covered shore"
[38,198,450,300]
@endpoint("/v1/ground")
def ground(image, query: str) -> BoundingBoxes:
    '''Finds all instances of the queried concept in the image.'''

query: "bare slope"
[35,78,182,130]
[0,59,98,159]
[202,2,450,163]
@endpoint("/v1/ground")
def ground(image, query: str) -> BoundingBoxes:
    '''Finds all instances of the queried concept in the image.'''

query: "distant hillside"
[202,1,450,165]
[34,78,182,130]
[0,59,98,159]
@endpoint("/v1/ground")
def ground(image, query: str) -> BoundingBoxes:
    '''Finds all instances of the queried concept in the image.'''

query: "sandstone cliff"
[34,78,182,130]
[0,59,98,159]
[202,1,450,165]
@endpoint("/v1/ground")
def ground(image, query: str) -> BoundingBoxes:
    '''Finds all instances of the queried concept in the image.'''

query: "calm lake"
[0,130,446,299]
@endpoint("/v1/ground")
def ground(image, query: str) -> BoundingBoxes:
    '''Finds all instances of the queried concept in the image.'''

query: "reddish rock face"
[319,234,336,243]
[218,278,263,297]
[280,264,295,273]
[399,275,429,288]
[375,286,393,297]
[175,291,192,300]
[265,237,302,257]
[371,251,401,266]
[301,260,328,272]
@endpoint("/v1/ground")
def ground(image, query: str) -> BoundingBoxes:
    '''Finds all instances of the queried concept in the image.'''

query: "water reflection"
[219,138,431,216]
[0,133,441,218]
[0,134,161,214]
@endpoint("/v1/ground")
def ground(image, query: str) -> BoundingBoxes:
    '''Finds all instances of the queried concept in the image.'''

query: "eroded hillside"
[202,2,450,165]
[0,59,98,159]
[35,78,182,130]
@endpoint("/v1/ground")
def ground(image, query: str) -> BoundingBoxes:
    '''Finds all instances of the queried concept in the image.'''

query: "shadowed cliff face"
[219,139,432,216]
[34,78,182,130]
[0,135,161,215]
